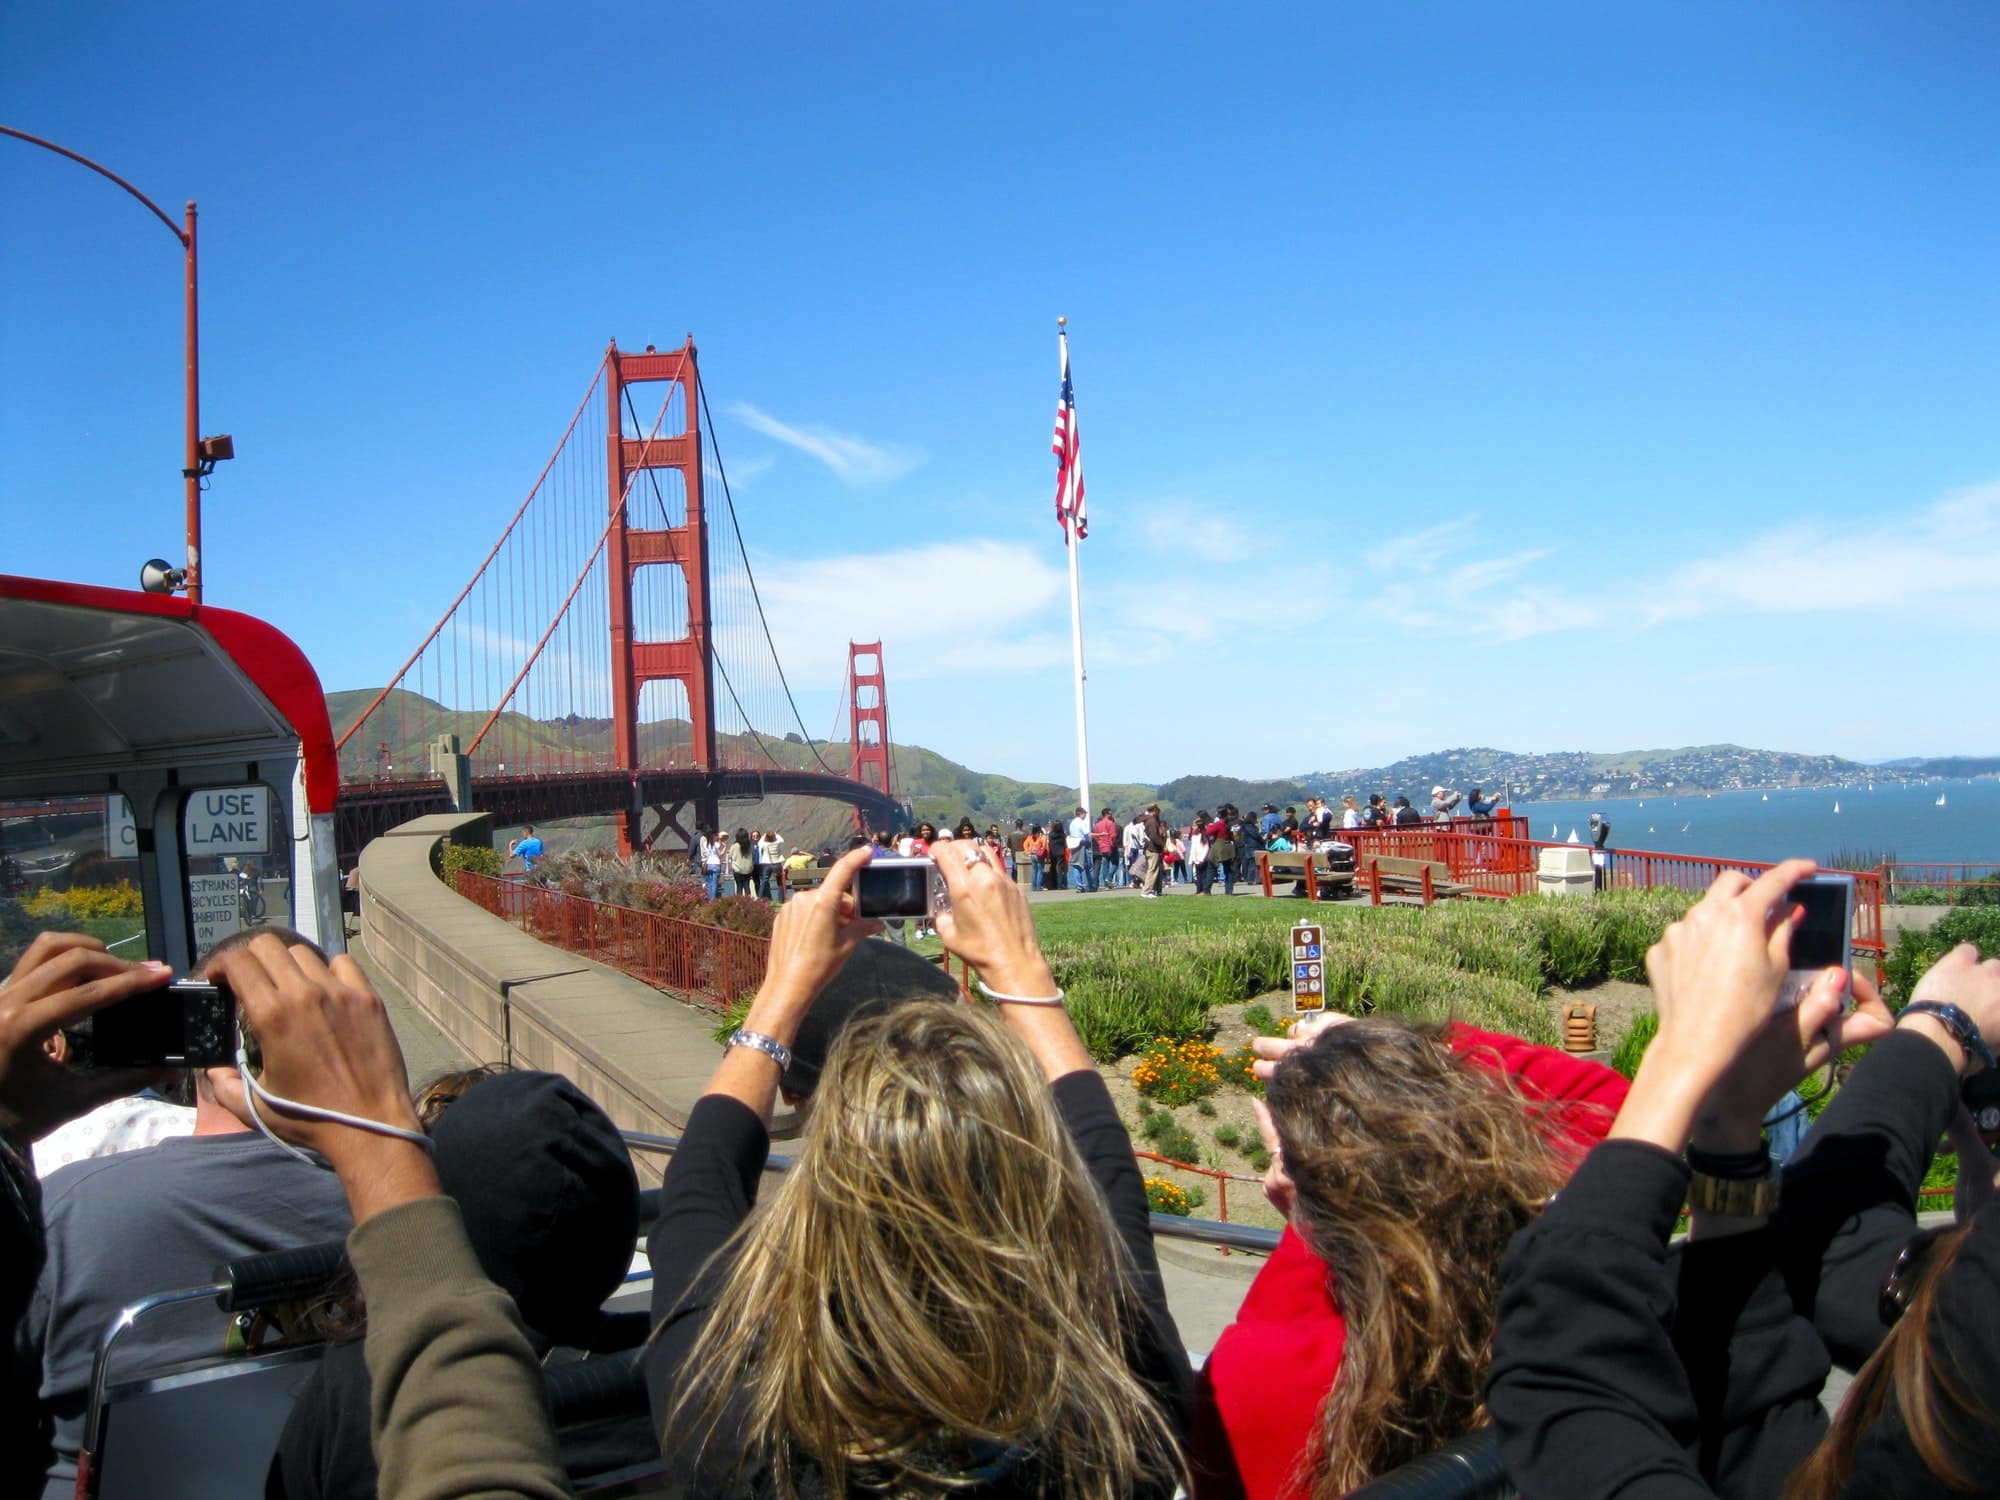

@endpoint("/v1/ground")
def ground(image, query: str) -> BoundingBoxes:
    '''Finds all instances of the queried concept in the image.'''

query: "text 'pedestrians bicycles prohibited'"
[1291,921,1324,1012]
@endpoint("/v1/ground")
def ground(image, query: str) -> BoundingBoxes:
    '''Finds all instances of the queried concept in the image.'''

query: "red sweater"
[1187,1026,1629,1500]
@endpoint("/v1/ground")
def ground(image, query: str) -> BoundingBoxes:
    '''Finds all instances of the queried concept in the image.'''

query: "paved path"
[347,935,478,1085]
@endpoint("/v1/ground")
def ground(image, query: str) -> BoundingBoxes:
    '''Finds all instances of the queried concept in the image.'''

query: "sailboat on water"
[1939,793,1948,808]
[1833,801,1841,814]
[1761,794,1768,802]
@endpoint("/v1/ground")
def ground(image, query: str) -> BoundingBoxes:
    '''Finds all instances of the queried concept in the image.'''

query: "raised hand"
[929,839,1056,1000]
[1904,943,2000,1076]
[746,844,884,1031]
[0,932,174,1143]
[1613,859,1819,1153]
[1249,1011,1354,1081]
[1692,965,1896,1154]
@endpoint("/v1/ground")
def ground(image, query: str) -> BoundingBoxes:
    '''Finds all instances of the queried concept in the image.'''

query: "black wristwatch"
[1900,1001,1997,1073]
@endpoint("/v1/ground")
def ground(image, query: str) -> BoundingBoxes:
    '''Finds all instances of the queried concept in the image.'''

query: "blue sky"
[6,3,1999,785]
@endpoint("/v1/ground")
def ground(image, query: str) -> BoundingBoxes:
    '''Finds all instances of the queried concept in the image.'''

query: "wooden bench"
[1257,851,1356,900]
[780,863,835,896]
[1364,854,1469,908]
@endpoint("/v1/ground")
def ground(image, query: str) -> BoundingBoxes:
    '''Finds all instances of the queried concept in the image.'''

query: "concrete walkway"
[347,936,478,1086]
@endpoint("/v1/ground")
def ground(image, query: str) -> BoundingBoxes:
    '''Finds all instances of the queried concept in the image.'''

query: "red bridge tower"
[606,337,716,854]
[847,640,894,826]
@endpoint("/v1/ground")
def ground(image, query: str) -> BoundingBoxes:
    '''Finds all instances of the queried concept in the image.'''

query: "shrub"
[1132,1038,1224,1106]
[636,879,709,922]
[20,891,74,926]
[1144,1177,1194,1216]
[439,843,503,884]
[0,897,38,969]
[1244,1145,1273,1172]
[1536,901,1608,987]
[1240,1002,1288,1037]
[1138,1108,1170,1142]
[1221,1043,1265,1096]
[703,895,777,937]
[1136,1038,1225,1104]
[1600,890,1694,983]
[1611,1011,1659,1080]
[1882,906,2000,1005]
[1151,1122,1203,1166]
[1194,1097,1216,1117]
[1212,1123,1242,1149]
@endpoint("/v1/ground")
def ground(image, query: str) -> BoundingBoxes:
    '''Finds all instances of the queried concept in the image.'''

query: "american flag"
[1053,339,1087,540]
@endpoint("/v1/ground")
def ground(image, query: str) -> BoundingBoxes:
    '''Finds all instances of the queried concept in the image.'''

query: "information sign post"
[1291,920,1324,1013]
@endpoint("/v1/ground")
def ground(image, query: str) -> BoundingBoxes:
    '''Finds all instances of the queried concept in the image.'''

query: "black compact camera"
[71,977,238,1070]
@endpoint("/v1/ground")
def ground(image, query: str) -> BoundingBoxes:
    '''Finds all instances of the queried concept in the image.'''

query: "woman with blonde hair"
[646,844,1191,1499]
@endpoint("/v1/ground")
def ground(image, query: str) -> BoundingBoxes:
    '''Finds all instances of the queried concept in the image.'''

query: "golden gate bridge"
[332,337,900,857]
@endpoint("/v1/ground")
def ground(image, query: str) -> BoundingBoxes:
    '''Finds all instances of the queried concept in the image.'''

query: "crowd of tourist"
[653,787,1525,909]
[4,846,1998,1498]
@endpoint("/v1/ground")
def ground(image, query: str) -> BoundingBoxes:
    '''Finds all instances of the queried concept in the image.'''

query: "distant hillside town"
[1299,745,2000,805]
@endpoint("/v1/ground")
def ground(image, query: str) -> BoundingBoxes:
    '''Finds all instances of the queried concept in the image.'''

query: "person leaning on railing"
[1487,861,2000,1499]
[645,843,1192,1499]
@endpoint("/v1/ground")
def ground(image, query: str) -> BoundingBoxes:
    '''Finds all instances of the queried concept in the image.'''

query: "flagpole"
[1059,317,1092,817]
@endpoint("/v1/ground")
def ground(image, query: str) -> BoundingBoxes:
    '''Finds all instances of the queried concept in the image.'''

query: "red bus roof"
[0,575,339,814]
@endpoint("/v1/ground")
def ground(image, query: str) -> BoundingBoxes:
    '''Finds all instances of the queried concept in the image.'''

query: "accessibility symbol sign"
[1291,921,1325,1012]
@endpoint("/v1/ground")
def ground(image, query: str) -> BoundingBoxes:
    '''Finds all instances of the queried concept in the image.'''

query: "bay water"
[1510,780,2000,870]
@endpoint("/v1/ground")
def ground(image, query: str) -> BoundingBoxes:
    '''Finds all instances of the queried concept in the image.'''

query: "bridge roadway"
[335,767,902,855]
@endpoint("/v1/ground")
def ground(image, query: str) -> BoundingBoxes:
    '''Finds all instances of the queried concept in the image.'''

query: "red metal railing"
[1135,1150,1264,1225]
[453,870,770,1008]
[1881,864,2000,907]
[1320,822,1886,957]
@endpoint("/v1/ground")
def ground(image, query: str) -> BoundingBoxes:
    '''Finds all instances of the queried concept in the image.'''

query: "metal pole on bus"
[0,126,214,601]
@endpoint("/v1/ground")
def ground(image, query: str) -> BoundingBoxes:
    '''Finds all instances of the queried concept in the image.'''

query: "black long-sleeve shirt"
[645,1070,1193,1498]
[1488,1142,1831,1499]
[1770,1031,1960,1370]
[1491,1033,2000,1499]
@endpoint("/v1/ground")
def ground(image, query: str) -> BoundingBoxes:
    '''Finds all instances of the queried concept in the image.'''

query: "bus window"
[0,794,153,968]
[179,784,294,955]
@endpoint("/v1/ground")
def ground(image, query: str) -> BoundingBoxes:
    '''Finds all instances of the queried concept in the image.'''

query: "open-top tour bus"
[0,574,342,974]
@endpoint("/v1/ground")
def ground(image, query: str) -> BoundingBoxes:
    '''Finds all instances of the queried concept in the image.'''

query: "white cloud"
[1363,518,1479,573]
[715,453,775,488]
[729,402,924,485]
[1348,480,2000,645]
[1138,500,1255,558]
[735,538,1069,689]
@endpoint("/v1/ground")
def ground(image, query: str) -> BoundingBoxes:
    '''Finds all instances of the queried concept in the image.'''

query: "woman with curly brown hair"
[646,843,1190,1499]
[1189,1013,1627,1499]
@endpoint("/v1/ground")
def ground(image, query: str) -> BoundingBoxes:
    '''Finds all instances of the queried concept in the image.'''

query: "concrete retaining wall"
[357,813,763,1136]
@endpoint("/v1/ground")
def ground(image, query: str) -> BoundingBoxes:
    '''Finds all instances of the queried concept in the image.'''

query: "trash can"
[1537,846,1594,898]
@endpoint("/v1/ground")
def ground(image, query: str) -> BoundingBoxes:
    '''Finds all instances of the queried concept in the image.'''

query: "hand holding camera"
[0,932,176,1144]
[207,936,437,1223]
[926,840,1055,1003]
[746,844,885,1029]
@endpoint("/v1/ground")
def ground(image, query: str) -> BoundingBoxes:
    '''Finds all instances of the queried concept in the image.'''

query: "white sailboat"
[1833,801,1841,814]
[1938,794,1948,808]
[1761,794,1768,802]
[1682,822,1692,832]
[1550,822,1558,838]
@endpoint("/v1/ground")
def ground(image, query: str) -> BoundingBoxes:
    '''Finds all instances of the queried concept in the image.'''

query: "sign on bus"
[183,787,270,856]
